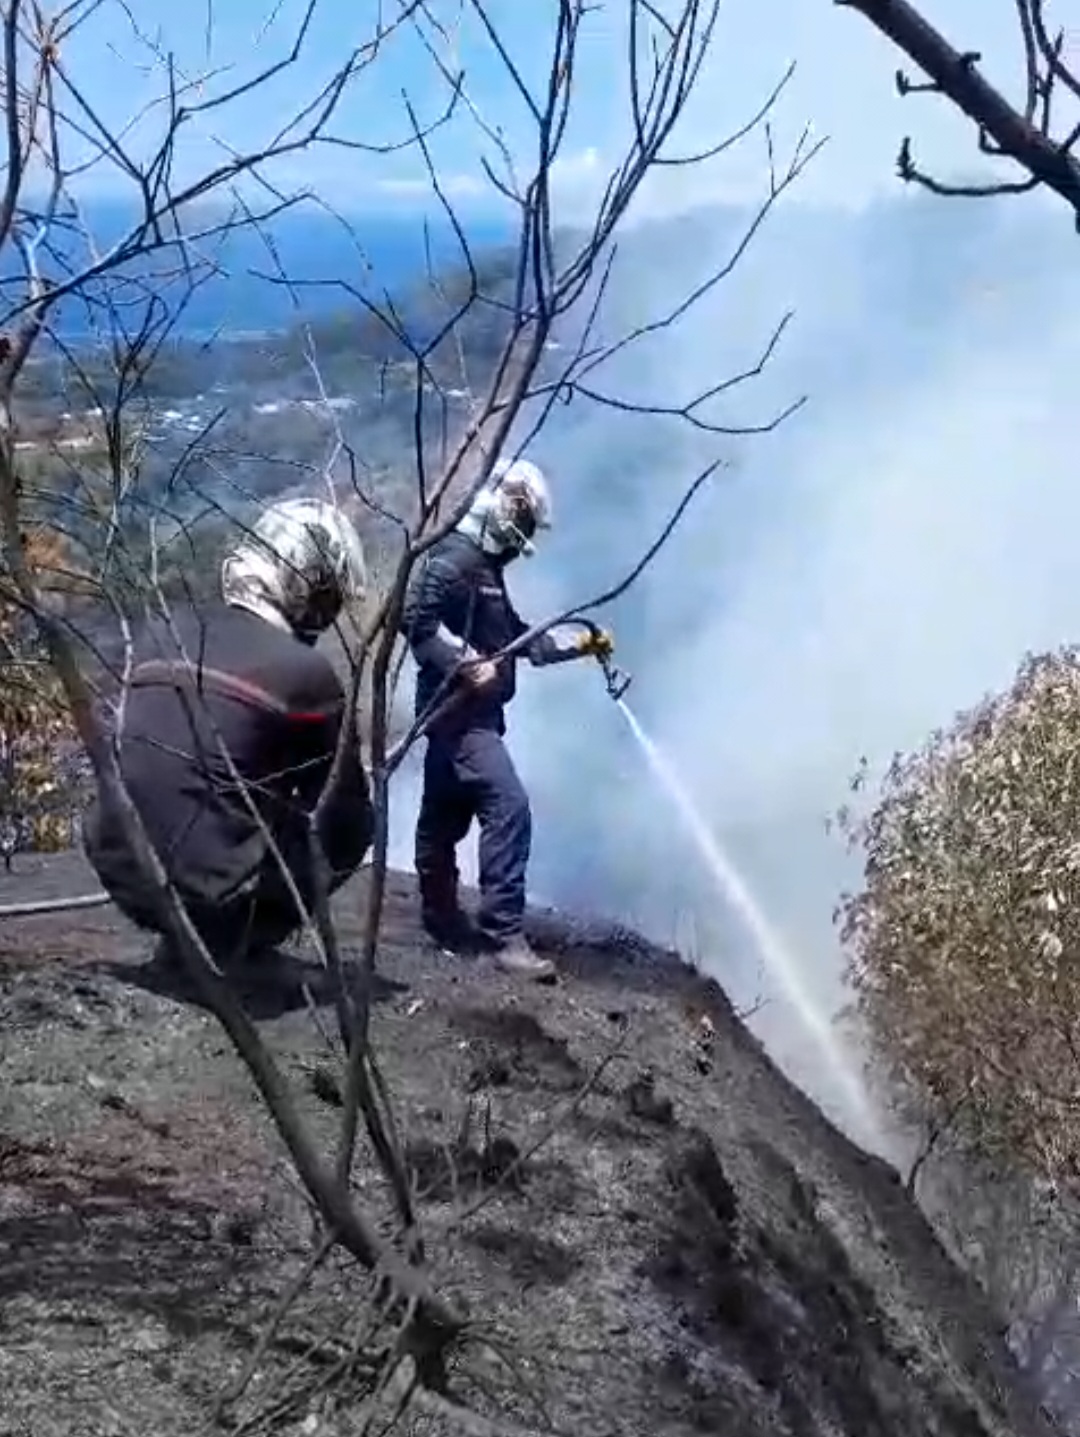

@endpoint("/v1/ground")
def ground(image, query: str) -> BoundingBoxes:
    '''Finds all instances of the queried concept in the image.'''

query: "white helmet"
[221,496,368,642]
[457,456,552,558]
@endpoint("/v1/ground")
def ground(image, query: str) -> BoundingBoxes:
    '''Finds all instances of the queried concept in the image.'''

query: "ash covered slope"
[0,855,1048,1437]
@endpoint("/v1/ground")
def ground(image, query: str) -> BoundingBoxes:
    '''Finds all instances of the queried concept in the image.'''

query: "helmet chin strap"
[488,525,530,560]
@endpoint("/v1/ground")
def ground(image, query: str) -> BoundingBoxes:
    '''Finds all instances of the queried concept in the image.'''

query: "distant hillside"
[15,223,549,605]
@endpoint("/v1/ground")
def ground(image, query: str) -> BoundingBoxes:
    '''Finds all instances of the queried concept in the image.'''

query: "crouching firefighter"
[401,457,613,980]
[83,497,373,969]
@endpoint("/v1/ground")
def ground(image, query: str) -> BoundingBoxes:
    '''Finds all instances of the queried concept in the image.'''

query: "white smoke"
[490,189,1080,1129]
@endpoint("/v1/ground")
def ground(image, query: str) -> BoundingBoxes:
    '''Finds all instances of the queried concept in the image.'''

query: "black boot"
[423,907,482,955]
[419,854,479,954]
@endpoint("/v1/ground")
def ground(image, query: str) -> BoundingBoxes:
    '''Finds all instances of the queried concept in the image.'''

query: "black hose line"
[0,891,113,917]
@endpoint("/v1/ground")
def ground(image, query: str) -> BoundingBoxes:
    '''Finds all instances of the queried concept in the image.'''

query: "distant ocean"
[19,202,513,343]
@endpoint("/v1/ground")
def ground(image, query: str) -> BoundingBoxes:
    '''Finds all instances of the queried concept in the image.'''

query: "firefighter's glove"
[576,627,614,660]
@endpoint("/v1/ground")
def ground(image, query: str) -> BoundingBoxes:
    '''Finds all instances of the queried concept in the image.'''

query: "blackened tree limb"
[837,0,1080,220]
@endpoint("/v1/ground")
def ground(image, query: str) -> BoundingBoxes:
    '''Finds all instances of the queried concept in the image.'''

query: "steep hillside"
[0,854,1052,1437]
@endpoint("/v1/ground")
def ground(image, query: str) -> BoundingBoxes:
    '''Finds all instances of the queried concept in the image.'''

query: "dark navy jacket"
[83,603,371,909]
[402,531,558,735]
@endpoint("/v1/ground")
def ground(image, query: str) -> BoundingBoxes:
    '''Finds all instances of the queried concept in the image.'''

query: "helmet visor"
[501,482,540,544]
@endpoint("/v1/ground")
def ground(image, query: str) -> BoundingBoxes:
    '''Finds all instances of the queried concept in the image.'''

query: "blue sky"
[57,0,1075,219]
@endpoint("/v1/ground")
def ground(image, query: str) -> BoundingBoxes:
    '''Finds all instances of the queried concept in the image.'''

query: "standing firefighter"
[83,497,373,969]
[402,457,613,980]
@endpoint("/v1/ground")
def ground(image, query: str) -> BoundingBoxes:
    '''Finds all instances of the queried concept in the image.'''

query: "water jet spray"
[613,696,880,1147]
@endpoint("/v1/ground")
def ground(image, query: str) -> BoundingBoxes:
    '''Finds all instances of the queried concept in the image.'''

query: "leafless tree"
[837,0,1080,221]
[0,0,818,1427]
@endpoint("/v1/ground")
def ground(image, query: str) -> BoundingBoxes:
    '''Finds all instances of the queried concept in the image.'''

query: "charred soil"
[0,854,1052,1436]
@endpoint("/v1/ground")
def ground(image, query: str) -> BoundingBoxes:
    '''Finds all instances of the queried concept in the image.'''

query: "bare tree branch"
[837,0,1080,221]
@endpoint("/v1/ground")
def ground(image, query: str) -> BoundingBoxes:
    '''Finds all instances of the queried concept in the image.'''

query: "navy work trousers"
[414,728,532,943]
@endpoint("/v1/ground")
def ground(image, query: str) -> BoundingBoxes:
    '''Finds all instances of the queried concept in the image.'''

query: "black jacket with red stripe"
[83,602,371,910]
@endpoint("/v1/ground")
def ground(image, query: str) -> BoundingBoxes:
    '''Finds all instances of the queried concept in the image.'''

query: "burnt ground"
[0,853,1054,1437]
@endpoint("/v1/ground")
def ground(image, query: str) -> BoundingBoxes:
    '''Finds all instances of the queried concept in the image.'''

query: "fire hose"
[0,623,631,919]
[0,890,112,917]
